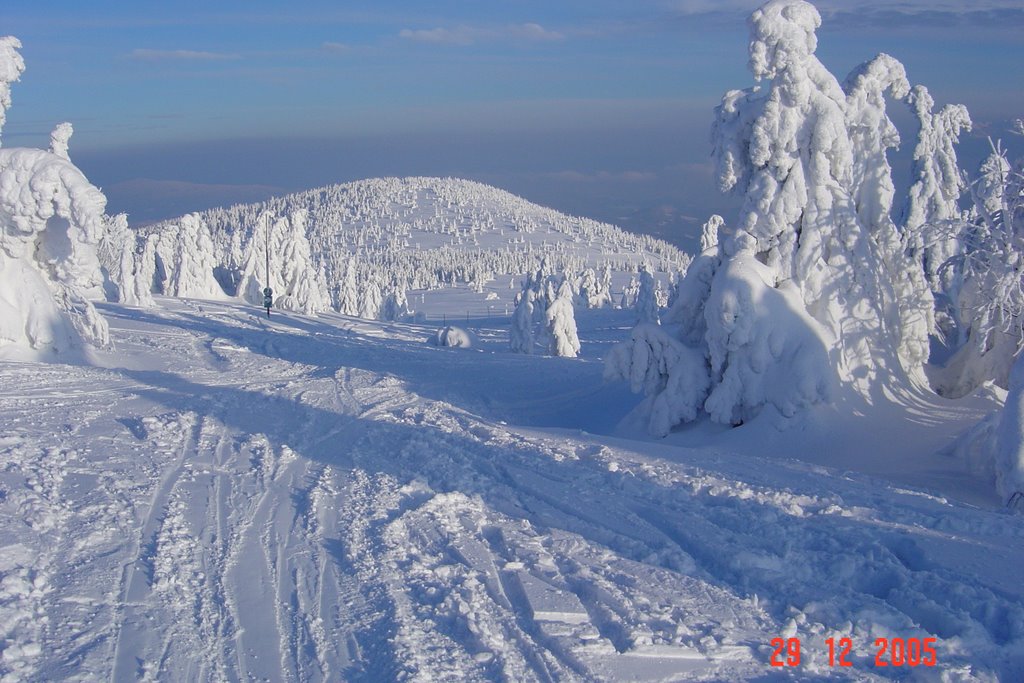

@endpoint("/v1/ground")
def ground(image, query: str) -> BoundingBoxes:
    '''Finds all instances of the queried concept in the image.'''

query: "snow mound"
[429,326,475,349]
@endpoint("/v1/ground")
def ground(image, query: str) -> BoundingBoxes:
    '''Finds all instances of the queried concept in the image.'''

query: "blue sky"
[3,0,1023,246]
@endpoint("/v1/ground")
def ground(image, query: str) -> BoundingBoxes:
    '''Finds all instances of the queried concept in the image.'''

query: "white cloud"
[130,49,240,62]
[399,22,564,47]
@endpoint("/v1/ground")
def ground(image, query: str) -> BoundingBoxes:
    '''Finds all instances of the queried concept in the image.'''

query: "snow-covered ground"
[1,295,1021,682]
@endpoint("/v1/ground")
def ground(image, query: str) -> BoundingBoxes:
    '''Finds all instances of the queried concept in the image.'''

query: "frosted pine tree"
[97,212,156,307]
[164,214,224,299]
[0,36,24,146]
[608,0,966,433]
[337,257,360,316]
[359,275,382,320]
[843,54,934,369]
[635,264,660,324]
[0,36,111,354]
[936,139,1024,395]
[510,288,535,354]
[546,280,580,358]
[902,86,972,292]
[620,275,639,310]
[270,210,330,314]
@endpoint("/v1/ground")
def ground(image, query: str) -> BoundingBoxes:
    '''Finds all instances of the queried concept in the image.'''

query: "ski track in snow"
[0,299,1022,681]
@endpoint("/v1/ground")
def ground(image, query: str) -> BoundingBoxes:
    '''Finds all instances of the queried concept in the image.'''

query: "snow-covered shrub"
[429,326,474,349]
[0,39,111,357]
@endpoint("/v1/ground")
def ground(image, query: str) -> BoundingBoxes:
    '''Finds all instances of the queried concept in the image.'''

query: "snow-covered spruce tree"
[359,274,382,320]
[163,213,225,300]
[0,36,24,145]
[336,257,360,316]
[510,287,536,354]
[237,211,330,314]
[381,277,411,322]
[934,136,1024,396]
[545,279,580,358]
[608,0,961,433]
[97,212,156,307]
[902,86,973,294]
[0,37,111,357]
[604,324,711,437]
[620,275,639,310]
[844,55,936,369]
[635,264,660,324]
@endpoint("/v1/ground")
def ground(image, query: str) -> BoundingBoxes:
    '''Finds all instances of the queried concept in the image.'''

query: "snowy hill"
[108,177,689,317]
[1,297,1021,681]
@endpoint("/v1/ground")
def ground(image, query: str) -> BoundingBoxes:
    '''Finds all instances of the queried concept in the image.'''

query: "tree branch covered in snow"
[0,36,26,146]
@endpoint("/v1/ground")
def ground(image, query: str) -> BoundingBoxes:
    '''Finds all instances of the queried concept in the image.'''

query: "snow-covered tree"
[164,214,224,300]
[0,38,110,356]
[336,257,360,316]
[381,277,411,321]
[0,36,25,145]
[545,280,580,358]
[49,122,73,160]
[620,275,639,310]
[635,264,660,324]
[903,86,973,292]
[604,324,710,437]
[359,275,382,320]
[97,212,155,307]
[700,215,722,253]
[934,138,1024,396]
[510,288,535,354]
[609,0,969,434]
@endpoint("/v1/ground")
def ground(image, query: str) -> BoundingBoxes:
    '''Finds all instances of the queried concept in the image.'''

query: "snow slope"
[1,296,1021,682]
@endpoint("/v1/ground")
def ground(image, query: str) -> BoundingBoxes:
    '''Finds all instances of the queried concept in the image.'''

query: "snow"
[0,296,1020,682]
[2,3,1023,681]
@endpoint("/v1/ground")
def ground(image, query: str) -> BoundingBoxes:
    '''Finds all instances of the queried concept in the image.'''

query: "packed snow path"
[0,299,1022,681]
